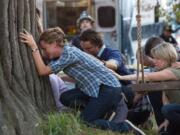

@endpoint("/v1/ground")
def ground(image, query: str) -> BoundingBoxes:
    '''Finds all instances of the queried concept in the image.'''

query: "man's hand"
[158,119,169,132]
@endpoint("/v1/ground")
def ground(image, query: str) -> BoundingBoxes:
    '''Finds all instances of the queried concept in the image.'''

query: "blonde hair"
[151,42,177,66]
[39,27,65,47]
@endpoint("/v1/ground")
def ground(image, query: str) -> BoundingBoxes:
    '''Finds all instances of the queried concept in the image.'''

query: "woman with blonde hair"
[112,42,180,134]
[114,42,178,82]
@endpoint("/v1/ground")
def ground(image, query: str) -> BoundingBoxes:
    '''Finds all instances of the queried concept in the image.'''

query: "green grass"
[40,112,157,135]
[41,112,82,135]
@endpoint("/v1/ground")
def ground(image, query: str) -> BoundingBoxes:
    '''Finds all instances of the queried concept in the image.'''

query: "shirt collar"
[97,45,106,57]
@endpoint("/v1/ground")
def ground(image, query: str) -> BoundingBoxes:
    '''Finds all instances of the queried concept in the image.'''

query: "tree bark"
[0,0,55,135]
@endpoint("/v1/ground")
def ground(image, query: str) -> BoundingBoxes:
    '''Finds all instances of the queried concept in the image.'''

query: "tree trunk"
[0,0,55,135]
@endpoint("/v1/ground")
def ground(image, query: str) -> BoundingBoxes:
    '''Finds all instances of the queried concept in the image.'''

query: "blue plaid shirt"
[49,45,121,97]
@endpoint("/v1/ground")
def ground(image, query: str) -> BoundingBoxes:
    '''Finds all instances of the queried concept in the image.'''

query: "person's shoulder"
[65,44,78,50]
[64,44,76,52]
[63,45,85,58]
[102,48,121,59]
[167,67,180,79]
[102,47,114,56]
[101,47,123,62]
[106,47,123,56]
[166,67,180,74]
[104,47,119,52]
[167,67,180,70]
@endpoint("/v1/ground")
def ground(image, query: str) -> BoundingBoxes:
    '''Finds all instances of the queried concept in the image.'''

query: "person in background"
[160,25,177,46]
[112,42,180,135]
[80,29,131,124]
[160,24,180,61]
[160,104,180,135]
[80,29,131,86]
[132,37,166,131]
[142,37,166,129]
[125,37,164,128]
[80,29,151,128]
[71,10,94,50]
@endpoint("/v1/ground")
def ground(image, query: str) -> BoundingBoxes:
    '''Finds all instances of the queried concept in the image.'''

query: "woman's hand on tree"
[19,29,38,49]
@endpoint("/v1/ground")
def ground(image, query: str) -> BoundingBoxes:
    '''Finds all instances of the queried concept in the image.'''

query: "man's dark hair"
[80,29,103,48]
[144,36,164,57]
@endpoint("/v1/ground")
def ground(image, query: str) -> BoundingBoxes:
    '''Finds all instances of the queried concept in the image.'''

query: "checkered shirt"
[49,45,121,97]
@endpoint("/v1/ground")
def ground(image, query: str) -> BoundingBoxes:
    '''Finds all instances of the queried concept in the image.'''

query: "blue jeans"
[60,84,130,133]
[162,104,180,134]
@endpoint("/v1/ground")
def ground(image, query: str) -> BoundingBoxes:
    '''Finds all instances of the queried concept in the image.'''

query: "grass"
[40,112,157,135]
[41,112,82,135]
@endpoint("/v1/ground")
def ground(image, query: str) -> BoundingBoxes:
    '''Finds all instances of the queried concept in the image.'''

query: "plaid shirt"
[49,45,121,97]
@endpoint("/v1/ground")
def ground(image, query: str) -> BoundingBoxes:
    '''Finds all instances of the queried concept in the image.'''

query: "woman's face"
[40,41,61,59]
[153,58,168,70]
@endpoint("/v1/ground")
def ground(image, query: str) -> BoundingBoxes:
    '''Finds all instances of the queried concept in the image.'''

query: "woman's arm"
[111,69,178,82]
[20,30,52,75]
